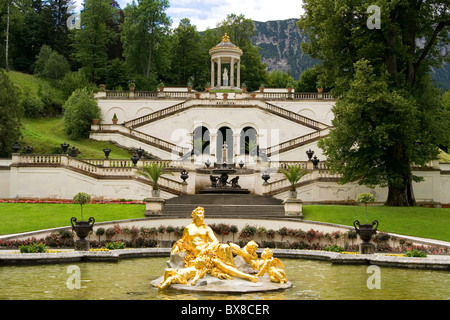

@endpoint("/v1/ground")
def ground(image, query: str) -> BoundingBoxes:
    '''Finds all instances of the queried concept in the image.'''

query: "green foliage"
[0,69,22,157]
[357,193,376,204]
[59,71,93,99]
[300,0,450,206]
[296,65,321,92]
[105,58,130,90]
[105,241,126,250]
[34,46,70,80]
[19,242,49,253]
[280,165,309,191]
[266,70,295,88]
[169,18,203,87]
[121,0,171,79]
[62,88,102,139]
[71,0,117,83]
[135,163,172,190]
[405,249,427,258]
[20,90,44,118]
[73,192,91,220]
[323,245,344,252]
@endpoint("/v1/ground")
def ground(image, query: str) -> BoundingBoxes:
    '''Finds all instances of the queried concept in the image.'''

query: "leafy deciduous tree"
[299,0,450,206]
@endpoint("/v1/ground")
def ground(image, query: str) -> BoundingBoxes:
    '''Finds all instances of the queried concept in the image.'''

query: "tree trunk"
[385,180,414,206]
[385,141,416,206]
[5,1,10,72]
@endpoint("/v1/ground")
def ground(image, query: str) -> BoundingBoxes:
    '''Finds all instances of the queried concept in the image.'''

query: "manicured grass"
[20,117,133,159]
[303,205,450,242]
[1,203,449,242]
[0,203,145,235]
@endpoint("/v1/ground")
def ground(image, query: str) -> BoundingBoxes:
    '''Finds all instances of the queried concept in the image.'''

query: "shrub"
[59,70,93,99]
[323,245,345,252]
[405,249,427,257]
[105,241,126,250]
[239,225,257,240]
[95,228,105,241]
[19,242,48,253]
[62,88,102,139]
[105,227,115,239]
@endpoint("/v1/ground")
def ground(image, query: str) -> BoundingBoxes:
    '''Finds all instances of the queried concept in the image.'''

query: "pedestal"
[359,242,375,254]
[282,198,303,218]
[145,197,165,216]
[74,239,90,251]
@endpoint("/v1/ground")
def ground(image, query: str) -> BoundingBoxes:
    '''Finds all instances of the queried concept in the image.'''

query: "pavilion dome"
[209,33,243,55]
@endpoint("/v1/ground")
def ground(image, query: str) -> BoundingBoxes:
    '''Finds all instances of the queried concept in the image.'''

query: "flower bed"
[0,199,145,204]
[1,224,448,255]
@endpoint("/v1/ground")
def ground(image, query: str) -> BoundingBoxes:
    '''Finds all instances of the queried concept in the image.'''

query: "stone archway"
[240,126,258,155]
[193,126,210,155]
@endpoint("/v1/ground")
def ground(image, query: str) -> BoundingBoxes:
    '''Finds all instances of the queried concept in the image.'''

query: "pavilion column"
[211,59,215,87]
[217,57,221,87]
[237,59,241,88]
[230,58,235,88]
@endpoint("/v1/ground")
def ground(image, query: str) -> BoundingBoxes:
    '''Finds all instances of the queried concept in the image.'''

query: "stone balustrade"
[96,89,334,101]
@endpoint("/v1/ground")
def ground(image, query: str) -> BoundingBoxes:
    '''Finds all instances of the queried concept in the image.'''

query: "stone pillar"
[230,58,235,88]
[211,59,215,87]
[237,59,241,88]
[217,57,221,87]
[233,133,240,164]
[209,133,217,159]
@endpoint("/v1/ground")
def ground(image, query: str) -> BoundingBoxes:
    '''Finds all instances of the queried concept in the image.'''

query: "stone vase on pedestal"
[71,217,95,251]
[353,220,378,254]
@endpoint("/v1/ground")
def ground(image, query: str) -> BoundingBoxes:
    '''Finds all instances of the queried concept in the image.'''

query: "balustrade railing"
[12,154,185,193]
[100,90,334,100]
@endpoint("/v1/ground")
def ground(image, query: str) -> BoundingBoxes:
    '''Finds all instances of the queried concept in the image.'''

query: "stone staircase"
[162,193,289,218]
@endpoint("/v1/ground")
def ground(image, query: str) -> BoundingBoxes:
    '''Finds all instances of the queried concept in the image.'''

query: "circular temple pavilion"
[209,33,243,90]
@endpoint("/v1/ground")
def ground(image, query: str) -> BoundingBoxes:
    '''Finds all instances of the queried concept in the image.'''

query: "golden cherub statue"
[256,248,288,284]
[156,255,209,290]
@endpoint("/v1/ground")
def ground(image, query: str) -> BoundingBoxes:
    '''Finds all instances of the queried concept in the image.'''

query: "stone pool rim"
[0,247,449,270]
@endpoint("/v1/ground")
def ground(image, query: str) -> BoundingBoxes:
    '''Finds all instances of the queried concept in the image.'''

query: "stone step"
[162,193,286,217]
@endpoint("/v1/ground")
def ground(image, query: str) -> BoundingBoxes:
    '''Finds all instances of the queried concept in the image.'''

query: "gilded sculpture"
[157,206,288,290]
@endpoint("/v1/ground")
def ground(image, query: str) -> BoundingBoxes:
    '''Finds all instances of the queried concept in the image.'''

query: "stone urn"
[71,217,95,251]
[353,220,378,254]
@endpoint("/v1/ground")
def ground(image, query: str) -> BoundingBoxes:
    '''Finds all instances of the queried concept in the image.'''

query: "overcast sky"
[74,0,304,31]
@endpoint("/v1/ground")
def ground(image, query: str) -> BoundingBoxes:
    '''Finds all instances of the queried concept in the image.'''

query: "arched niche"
[193,126,210,155]
[216,126,233,163]
[240,126,258,155]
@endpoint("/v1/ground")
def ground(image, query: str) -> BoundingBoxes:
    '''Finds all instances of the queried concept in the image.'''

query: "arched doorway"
[216,126,233,163]
[240,127,258,155]
[193,126,210,155]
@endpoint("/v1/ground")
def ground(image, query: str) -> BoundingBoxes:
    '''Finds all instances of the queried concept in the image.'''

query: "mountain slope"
[252,18,317,80]
[252,19,449,89]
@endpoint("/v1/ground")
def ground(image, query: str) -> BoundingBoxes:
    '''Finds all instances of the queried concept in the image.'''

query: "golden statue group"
[156,206,287,290]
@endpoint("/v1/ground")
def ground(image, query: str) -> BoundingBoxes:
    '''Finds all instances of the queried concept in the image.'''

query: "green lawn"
[21,117,133,159]
[0,203,145,235]
[1,203,449,242]
[303,205,450,242]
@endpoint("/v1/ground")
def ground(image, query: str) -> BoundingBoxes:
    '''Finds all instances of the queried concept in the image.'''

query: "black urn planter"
[353,220,378,254]
[71,217,95,251]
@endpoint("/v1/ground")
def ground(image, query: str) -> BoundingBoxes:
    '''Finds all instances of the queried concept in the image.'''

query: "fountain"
[150,207,291,292]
